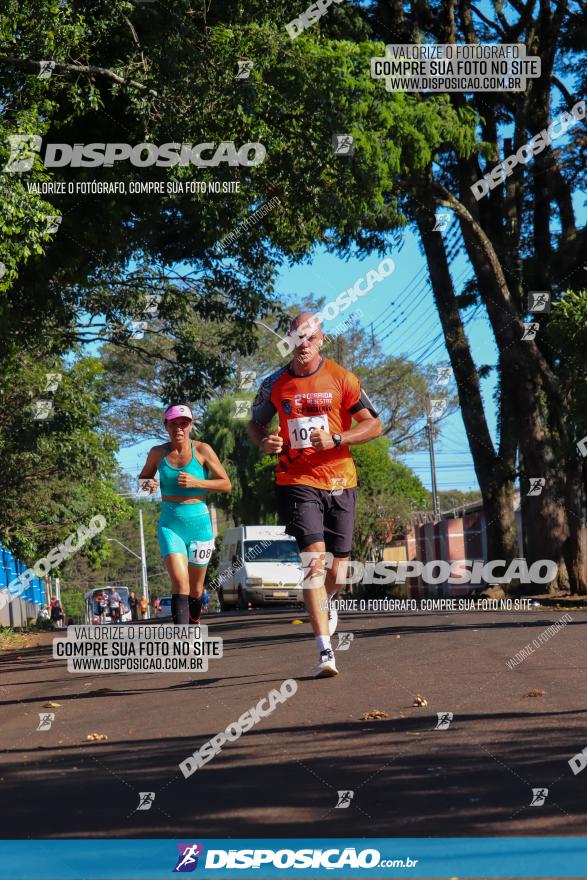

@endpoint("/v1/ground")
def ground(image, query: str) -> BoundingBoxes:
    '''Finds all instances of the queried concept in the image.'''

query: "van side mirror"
[232,554,238,565]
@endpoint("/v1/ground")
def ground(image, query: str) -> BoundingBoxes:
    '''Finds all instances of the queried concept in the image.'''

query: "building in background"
[390,494,524,598]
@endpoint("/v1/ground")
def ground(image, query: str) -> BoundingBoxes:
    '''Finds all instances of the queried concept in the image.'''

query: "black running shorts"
[275,484,358,556]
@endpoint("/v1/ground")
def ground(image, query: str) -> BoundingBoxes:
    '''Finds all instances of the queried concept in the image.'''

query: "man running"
[109,587,123,623]
[247,313,382,677]
[97,591,109,623]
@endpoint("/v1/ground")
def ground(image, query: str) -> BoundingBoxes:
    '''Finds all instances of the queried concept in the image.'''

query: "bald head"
[277,311,325,360]
[289,311,322,336]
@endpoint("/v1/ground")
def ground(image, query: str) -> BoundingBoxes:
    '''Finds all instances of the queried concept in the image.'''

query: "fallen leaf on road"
[85,733,108,742]
[413,694,428,707]
[291,619,303,625]
[527,688,545,697]
[360,709,388,720]
[43,702,61,708]
[396,635,401,638]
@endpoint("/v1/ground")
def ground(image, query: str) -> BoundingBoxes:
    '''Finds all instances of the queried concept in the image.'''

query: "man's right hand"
[262,426,283,455]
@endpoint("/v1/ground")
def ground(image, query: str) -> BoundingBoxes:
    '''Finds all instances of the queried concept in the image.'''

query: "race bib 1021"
[287,415,330,449]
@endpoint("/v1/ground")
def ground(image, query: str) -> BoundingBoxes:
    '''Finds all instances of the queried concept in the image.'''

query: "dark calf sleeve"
[172,593,189,624]
[189,595,203,623]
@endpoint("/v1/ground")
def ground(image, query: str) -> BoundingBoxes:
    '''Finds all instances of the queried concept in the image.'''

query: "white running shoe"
[327,600,338,637]
[313,649,338,678]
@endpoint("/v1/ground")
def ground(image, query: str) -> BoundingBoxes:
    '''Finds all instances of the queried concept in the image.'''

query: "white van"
[218,525,303,609]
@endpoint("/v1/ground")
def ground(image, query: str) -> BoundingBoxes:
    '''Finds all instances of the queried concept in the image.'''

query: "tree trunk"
[415,208,519,561]
[562,456,587,594]
[433,182,582,591]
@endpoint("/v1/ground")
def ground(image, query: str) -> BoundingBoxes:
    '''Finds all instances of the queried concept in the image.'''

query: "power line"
[369,223,462,329]
[376,266,474,354]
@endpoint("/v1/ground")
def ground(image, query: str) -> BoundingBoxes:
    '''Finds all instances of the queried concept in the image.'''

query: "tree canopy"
[1,0,585,592]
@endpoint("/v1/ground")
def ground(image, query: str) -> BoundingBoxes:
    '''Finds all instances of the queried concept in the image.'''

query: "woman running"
[138,404,231,624]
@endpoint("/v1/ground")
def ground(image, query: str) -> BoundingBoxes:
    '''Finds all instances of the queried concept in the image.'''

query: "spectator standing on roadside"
[138,594,149,619]
[128,590,139,621]
[50,598,64,629]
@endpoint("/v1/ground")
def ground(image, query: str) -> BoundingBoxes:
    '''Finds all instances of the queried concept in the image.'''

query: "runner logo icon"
[173,843,204,872]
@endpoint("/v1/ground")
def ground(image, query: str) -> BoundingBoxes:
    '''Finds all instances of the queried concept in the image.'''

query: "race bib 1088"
[189,538,215,565]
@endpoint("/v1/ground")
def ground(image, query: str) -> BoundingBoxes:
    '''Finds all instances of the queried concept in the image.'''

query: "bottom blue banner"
[0,837,587,880]
[1,838,586,879]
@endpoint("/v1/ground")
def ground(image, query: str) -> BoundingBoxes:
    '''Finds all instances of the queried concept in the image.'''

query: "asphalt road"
[1,607,587,839]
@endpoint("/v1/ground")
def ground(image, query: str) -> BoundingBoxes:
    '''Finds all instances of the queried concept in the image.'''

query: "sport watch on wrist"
[332,433,342,448]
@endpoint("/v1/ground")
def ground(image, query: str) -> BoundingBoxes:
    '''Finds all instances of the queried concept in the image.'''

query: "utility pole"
[426,402,441,521]
[209,503,218,539]
[138,509,150,617]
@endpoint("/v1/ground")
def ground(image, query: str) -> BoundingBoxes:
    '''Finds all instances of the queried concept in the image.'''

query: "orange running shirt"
[251,357,378,490]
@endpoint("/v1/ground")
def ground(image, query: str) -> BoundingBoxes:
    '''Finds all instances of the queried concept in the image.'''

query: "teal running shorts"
[157,501,214,567]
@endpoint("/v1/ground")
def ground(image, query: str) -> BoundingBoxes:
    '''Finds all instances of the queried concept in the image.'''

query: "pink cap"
[164,404,193,421]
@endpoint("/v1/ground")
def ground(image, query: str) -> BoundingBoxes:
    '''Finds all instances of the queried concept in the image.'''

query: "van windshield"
[244,540,301,564]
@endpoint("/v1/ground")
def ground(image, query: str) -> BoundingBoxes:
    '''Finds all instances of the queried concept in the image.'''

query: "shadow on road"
[2,710,586,839]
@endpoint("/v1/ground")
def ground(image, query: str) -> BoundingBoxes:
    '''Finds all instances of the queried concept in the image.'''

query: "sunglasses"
[166,418,192,428]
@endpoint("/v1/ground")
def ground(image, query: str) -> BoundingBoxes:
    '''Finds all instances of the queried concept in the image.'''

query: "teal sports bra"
[159,444,209,498]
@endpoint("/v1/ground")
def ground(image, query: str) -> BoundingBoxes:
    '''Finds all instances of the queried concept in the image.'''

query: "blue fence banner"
[1,838,587,879]
[1,543,44,609]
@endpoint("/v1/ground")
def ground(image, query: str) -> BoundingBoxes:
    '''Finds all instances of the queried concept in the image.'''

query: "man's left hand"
[309,429,335,450]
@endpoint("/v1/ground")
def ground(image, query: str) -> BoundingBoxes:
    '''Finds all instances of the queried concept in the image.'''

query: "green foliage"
[436,489,483,512]
[0,352,129,562]
[59,587,84,621]
[0,0,100,312]
[353,438,427,502]
[99,337,174,445]
[351,436,428,557]
[547,290,587,440]
[60,500,165,598]
[0,0,478,401]
[198,394,277,525]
